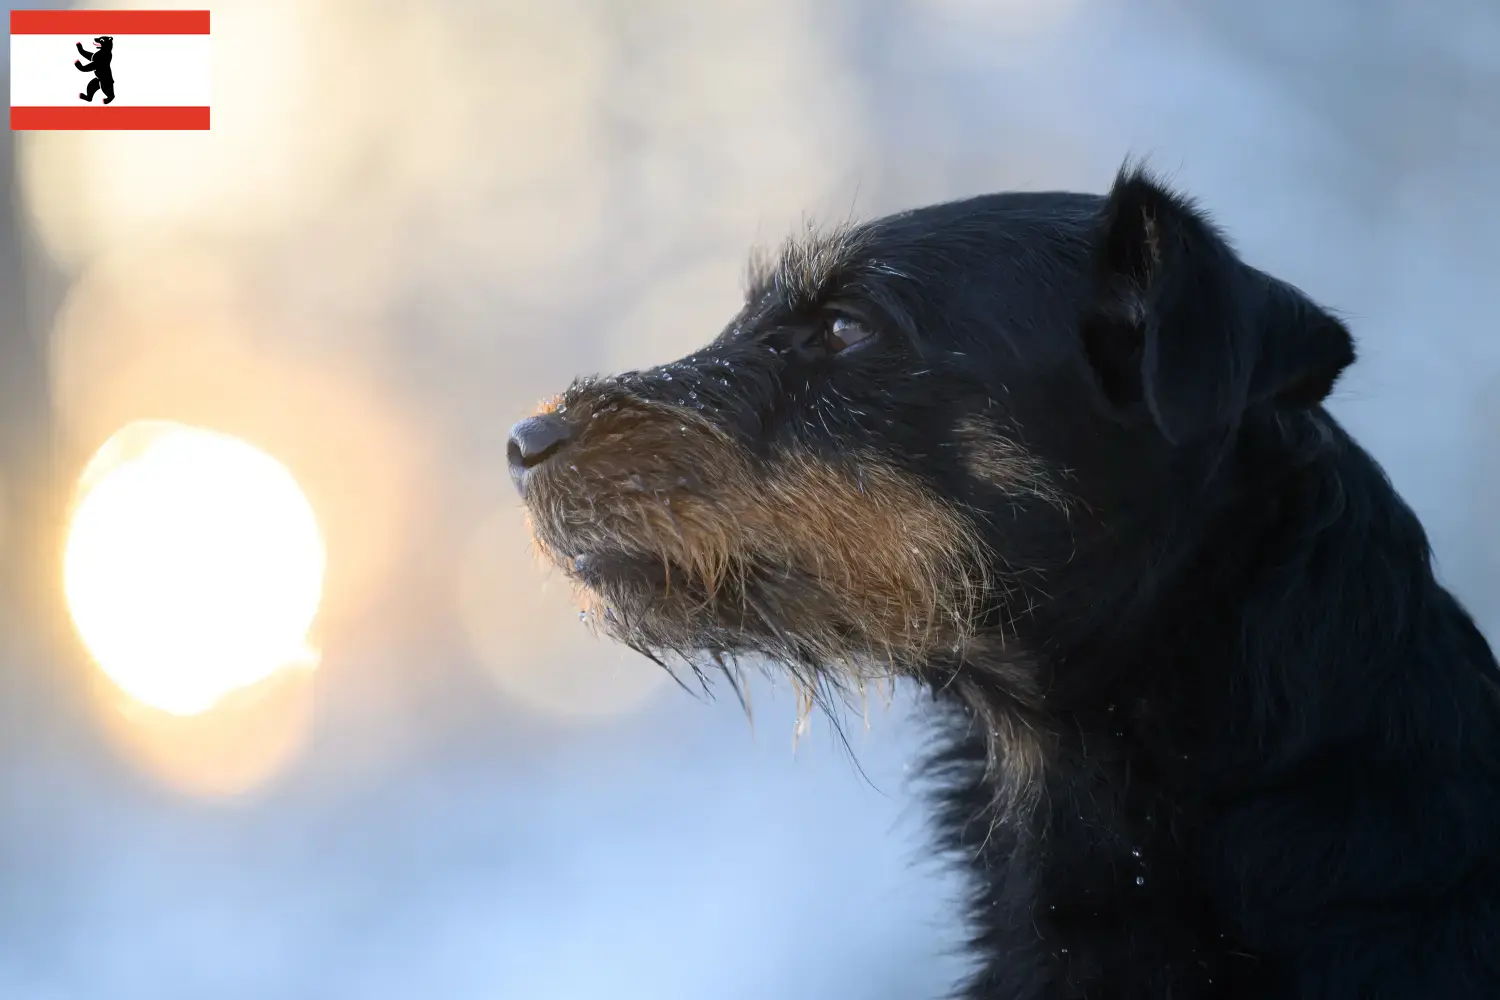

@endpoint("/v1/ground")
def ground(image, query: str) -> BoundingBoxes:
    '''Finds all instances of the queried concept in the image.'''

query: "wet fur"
[514,165,1500,998]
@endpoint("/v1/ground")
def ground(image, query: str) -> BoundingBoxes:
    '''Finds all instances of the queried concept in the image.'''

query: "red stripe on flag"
[10,106,211,130]
[9,10,210,35]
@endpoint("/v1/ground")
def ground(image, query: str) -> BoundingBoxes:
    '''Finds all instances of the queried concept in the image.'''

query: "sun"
[64,421,326,716]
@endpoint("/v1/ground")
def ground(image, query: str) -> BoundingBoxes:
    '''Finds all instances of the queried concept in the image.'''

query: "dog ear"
[1080,167,1355,445]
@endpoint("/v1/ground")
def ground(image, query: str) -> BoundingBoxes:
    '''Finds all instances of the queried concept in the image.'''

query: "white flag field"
[10,9,211,130]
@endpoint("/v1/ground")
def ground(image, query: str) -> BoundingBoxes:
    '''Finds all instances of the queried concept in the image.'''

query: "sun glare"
[64,421,326,716]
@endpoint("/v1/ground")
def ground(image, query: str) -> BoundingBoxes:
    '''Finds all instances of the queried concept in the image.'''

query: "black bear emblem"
[74,35,115,104]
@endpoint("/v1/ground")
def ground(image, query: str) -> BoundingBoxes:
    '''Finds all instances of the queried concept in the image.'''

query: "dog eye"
[826,316,875,354]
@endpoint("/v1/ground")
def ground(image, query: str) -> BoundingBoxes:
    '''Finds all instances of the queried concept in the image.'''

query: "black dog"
[509,166,1500,998]
[75,36,115,104]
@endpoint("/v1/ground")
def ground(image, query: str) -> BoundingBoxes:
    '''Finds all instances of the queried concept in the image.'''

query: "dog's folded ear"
[1080,166,1356,445]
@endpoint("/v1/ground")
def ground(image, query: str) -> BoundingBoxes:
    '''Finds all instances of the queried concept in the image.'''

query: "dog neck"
[931,408,1494,824]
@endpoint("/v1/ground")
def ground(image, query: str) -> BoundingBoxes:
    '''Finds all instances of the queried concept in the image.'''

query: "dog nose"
[507,413,574,490]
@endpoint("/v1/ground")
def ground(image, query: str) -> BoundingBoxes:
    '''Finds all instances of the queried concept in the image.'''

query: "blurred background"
[3,1,1500,997]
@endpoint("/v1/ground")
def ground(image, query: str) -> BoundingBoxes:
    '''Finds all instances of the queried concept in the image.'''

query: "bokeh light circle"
[64,420,325,716]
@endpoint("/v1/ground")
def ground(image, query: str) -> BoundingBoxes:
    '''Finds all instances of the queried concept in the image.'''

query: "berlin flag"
[10,9,211,130]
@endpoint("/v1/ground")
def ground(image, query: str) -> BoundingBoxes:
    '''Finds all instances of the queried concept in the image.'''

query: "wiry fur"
[510,164,1500,998]
[523,395,999,699]
[746,220,885,308]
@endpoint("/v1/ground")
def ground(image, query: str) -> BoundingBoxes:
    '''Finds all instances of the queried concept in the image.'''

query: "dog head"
[510,166,1354,698]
